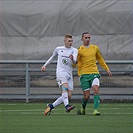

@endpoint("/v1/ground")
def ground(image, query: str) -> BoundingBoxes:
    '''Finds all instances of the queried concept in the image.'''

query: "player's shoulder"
[56,46,64,49]
[78,45,84,50]
[91,44,99,49]
[55,46,65,51]
[71,46,78,52]
[91,44,97,47]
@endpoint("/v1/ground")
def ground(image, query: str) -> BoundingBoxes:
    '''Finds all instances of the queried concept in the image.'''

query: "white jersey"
[44,46,78,76]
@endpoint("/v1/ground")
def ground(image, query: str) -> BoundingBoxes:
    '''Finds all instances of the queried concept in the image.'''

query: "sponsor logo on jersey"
[62,59,69,65]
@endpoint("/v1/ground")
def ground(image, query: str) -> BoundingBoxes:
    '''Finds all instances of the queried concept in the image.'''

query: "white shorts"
[84,78,100,91]
[56,72,73,91]
[92,78,100,87]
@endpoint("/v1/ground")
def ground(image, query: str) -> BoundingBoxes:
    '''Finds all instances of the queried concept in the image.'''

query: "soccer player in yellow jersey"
[77,32,112,115]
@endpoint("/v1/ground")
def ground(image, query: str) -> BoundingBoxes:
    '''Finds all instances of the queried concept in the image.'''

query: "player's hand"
[41,66,46,72]
[107,70,112,76]
[69,54,74,61]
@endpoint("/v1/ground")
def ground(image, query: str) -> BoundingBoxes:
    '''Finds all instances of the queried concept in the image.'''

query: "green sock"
[82,98,88,109]
[94,95,100,109]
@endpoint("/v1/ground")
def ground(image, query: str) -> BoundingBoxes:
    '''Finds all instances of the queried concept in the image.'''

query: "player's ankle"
[49,104,54,109]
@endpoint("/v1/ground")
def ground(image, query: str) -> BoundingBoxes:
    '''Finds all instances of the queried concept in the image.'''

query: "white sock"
[53,96,63,107]
[62,92,69,106]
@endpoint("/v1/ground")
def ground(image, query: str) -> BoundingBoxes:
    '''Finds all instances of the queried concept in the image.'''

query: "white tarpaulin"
[0,0,132,60]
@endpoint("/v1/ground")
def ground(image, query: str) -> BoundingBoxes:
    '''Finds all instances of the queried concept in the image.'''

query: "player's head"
[64,34,73,48]
[81,32,91,46]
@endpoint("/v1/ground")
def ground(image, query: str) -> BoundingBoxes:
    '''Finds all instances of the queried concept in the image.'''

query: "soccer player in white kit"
[41,34,78,116]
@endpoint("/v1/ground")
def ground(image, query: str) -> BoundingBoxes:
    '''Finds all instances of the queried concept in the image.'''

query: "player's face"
[64,38,73,48]
[82,34,91,46]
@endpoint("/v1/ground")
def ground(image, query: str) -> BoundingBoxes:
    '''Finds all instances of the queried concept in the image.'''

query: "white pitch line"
[0,108,132,112]
[19,112,133,115]
[0,103,133,107]
[0,109,43,112]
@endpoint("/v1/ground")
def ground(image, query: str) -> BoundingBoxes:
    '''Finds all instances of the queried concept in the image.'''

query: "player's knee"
[83,90,90,100]
[62,86,68,91]
[93,85,99,94]
[84,94,90,100]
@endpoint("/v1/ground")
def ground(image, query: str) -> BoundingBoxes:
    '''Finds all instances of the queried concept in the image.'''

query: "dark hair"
[82,32,90,38]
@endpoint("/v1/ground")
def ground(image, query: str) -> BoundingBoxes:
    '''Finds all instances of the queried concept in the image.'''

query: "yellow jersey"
[77,44,109,76]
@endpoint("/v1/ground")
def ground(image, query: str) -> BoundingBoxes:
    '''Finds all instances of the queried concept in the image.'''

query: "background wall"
[0,0,132,60]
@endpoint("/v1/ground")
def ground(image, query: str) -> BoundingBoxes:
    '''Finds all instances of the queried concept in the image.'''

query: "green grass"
[0,103,133,133]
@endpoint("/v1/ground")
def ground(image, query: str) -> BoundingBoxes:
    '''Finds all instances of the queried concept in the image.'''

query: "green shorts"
[79,74,100,91]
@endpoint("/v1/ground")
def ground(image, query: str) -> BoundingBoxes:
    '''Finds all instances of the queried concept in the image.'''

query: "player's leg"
[78,74,91,115]
[66,77,75,112]
[52,96,63,107]
[62,83,69,107]
[58,72,75,112]
[44,90,65,116]
[82,89,90,113]
[68,90,72,100]
[44,72,73,116]
[77,89,90,115]
[61,83,75,112]
[92,78,101,115]
[50,75,67,108]
[44,86,63,116]
[44,74,64,116]
[44,87,63,116]
[67,76,73,101]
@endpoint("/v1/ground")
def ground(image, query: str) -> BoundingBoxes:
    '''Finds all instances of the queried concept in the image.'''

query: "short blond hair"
[64,34,73,39]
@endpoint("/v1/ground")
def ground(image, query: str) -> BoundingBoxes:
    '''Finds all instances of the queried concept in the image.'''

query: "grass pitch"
[0,103,132,133]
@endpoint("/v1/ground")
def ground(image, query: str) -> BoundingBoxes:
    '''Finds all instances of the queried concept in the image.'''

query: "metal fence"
[0,60,133,102]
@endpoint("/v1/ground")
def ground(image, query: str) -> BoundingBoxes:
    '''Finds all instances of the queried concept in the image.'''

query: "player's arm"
[96,47,112,76]
[69,49,78,67]
[69,49,78,65]
[41,55,55,72]
[41,48,57,72]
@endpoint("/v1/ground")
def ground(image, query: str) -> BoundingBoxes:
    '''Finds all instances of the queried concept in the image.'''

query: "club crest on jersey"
[62,59,69,65]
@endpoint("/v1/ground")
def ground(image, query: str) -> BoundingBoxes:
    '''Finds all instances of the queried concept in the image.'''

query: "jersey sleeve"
[77,48,82,76]
[96,46,110,71]
[43,48,58,67]
[72,49,78,64]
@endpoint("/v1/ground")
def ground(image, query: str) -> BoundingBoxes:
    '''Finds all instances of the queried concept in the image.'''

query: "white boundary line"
[0,107,132,112]
[3,112,133,115]
[0,103,133,107]
[0,107,132,115]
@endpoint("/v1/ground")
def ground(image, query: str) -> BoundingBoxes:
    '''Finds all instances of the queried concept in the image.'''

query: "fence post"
[25,63,30,102]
